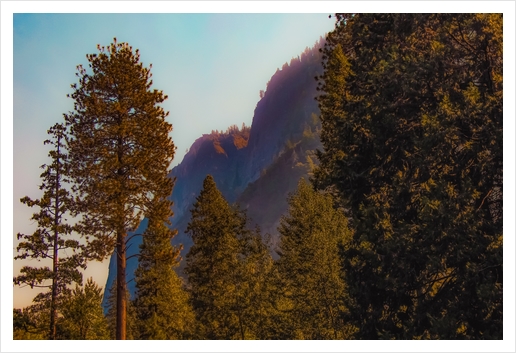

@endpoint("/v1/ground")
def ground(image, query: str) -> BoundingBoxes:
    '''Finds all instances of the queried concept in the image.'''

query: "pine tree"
[59,278,109,340]
[64,38,176,339]
[13,123,85,340]
[232,221,275,340]
[184,175,274,339]
[274,178,352,339]
[184,175,243,339]
[133,199,195,340]
[315,14,502,339]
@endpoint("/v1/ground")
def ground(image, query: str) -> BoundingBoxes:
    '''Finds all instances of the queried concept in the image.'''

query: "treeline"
[14,174,353,340]
[14,13,502,340]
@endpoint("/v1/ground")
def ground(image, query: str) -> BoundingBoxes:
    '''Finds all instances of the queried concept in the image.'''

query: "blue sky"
[3,2,515,351]
[11,12,334,310]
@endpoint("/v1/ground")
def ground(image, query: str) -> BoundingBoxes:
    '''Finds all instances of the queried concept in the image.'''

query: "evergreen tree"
[64,38,176,339]
[233,222,275,340]
[315,14,502,339]
[275,178,352,339]
[133,199,195,340]
[59,278,109,340]
[13,123,85,340]
[185,175,273,339]
[184,175,243,339]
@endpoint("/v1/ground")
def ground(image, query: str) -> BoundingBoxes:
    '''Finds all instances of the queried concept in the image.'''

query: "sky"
[2,1,515,352]
[10,12,335,311]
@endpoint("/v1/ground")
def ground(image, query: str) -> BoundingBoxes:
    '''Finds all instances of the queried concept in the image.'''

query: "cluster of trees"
[15,12,502,341]
[14,279,109,340]
[14,38,178,340]
[168,174,354,340]
[314,13,502,339]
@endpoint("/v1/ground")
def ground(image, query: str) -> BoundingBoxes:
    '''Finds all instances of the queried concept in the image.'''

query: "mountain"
[102,38,325,307]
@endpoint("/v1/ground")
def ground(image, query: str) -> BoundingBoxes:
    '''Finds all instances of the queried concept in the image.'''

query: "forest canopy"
[314,13,502,339]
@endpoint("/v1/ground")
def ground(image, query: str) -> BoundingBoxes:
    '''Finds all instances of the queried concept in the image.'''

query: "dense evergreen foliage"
[133,199,195,339]
[185,175,273,339]
[184,175,243,339]
[13,307,47,340]
[64,39,176,339]
[274,179,353,339]
[315,13,503,339]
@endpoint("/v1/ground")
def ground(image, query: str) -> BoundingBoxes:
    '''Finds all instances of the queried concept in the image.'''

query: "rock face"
[102,39,325,308]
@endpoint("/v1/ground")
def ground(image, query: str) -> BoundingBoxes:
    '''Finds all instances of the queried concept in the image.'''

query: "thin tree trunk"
[115,129,128,340]
[49,135,61,340]
[116,230,127,340]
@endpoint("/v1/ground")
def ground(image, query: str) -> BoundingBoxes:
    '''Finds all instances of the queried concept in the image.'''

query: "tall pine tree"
[315,14,502,339]
[184,175,243,339]
[64,39,176,339]
[185,175,273,339]
[133,198,195,340]
[14,123,85,340]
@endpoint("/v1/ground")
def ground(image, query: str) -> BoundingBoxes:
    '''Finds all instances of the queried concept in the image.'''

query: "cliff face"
[243,46,322,184]
[103,39,325,307]
[170,127,251,255]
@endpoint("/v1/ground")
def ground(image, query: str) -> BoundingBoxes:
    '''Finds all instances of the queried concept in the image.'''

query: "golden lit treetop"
[64,38,176,260]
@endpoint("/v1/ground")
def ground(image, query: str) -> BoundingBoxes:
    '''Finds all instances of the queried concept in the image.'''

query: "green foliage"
[315,14,502,339]
[274,179,353,339]
[185,175,273,339]
[14,279,108,340]
[184,175,243,339]
[13,307,47,340]
[133,199,195,339]
[65,38,176,339]
[59,278,109,340]
[233,224,275,339]
[13,123,85,340]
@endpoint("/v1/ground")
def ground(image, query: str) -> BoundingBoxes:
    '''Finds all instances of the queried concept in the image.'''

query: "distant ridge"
[103,37,325,308]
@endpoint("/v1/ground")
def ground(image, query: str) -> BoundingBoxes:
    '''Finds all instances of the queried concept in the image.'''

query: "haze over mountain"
[103,38,325,305]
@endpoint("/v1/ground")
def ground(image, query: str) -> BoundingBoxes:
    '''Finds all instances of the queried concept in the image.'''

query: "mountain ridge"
[102,37,325,307]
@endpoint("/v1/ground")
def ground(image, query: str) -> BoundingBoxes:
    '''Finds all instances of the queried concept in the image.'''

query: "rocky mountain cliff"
[103,38,325,306]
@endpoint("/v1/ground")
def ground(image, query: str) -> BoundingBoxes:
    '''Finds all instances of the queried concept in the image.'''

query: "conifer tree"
[13,123,85,340]
[133,199,195,340]
[184,175,243,339]
[275,178,352,339]
[185,175,274,339]
[64,39,176,339]
[315,14,502,339]
[233,222,275,340]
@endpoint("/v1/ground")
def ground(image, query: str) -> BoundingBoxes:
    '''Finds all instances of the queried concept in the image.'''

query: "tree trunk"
[49,135,61,340]
[116,230,127,340]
